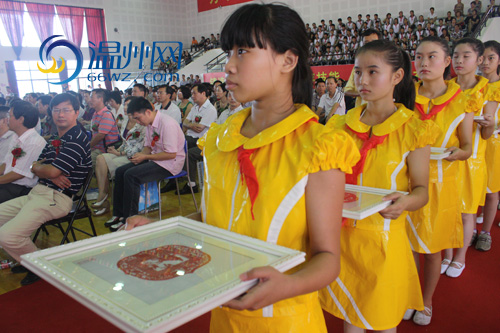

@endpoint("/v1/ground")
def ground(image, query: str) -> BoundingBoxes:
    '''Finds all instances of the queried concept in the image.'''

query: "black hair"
[0,105,9,119]
[50,93,80,112]
[0,97,5,106]
[91,88,109,103]
[127,97,154,114]
[484,40,500,74]
[133,83,148,95]
[217,82,228,94]
[124,96,136,104]
[213,80,223,86]
[28,93,38,99]
[108,91,122,104]
[11,100,39,128]
[315,78,325,85]
[180,86,192,99]
[220,3,313,106]
[361,29,382,40]
[454,37,485,58]
[419,36,452,78]
[37,95,52,106]
[356,40,415,109]
[192,83,208,97]
[157,85,175,98]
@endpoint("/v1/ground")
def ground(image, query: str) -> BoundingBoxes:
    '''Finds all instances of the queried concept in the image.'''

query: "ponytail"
[394,48,415,110]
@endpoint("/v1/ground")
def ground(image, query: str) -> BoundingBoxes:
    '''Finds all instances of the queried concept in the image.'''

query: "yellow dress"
[198,105,360,333]
[485,80,500,193]
[407,80,473,254]
[450,76,489,213]
[319,104,438,330]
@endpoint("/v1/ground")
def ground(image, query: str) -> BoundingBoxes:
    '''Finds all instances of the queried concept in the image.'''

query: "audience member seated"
[80,90,95,125]
[35,95,56,140]
[216,92,243,125]
[312,78,326,113]
[89,89,121,166]
[0,106,16,160]
[0,93,91,286]
[132,83,148,98]
[106,97,185,231]
[317,77,346,124]
[155,85,182,124]
[177,86,193,123]
[0,101,46,204]
[214,83,229,117]
[92,97,145,216]
[108,91,125,130]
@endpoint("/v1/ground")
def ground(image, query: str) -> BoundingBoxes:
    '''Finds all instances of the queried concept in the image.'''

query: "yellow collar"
[450,75,489,96]
[415,80,461,106]
[345,103,414,136]
[216,104,318,152]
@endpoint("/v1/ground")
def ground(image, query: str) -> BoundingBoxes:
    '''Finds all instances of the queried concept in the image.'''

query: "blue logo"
[38,35,84,85]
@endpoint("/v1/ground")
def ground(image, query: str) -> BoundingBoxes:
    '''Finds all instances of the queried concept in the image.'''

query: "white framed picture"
[21,217,305,333]
[430,147,451,160]
[343,184,408,220]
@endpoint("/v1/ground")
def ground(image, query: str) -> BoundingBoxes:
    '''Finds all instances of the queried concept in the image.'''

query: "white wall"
[0,0,466,94]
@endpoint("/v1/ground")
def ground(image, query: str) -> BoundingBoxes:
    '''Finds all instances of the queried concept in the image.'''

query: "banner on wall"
[197,0,253,13]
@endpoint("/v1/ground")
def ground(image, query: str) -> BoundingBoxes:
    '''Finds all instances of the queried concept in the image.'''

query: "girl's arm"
[476,101,498,140]
[445,111,474,161]
[379,146,430,219]
[224,168,344,311]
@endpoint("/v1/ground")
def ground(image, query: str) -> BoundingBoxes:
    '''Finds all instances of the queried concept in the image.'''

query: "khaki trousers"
[0,184,73,262]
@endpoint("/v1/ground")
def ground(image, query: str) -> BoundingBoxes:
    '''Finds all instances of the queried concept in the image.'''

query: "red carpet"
[2,215,500,332]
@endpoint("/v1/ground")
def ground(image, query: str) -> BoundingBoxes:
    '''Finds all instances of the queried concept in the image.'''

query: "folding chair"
[32,170,97,245]
[147,141,199,220]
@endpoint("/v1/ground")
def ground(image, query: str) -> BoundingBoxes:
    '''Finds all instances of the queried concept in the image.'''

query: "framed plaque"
[430,147,451,160]
[343,184,408,220]
[21,217,305,332]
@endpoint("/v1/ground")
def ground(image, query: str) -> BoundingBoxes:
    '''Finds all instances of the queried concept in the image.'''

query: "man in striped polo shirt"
[0,93,91,286]
[89,89,120,166]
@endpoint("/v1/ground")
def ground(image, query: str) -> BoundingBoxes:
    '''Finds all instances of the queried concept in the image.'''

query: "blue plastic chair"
[145,141,198,219]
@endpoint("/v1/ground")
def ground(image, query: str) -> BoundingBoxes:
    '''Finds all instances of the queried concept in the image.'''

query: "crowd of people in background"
[307,0,500,65]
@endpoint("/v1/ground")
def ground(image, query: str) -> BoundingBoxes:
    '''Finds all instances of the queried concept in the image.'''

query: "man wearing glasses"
[0,93,91,286]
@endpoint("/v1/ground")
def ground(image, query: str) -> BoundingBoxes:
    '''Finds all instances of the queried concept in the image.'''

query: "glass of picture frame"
[343,184,408,220]
[21,217,305,333]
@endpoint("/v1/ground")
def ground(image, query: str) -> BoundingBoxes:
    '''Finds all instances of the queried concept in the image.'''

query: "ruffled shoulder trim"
[485,83,500,102]
[307,126,360,174]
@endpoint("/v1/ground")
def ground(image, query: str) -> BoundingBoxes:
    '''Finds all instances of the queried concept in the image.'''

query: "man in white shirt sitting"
[108,91,125,129]
[0,106,16,162]
[316,76,346,123]
[0,101,46,203]
[182,84,217,149]
[155,85,182,124]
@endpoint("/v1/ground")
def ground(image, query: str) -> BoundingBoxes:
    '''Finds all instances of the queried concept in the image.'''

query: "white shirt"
[114,104,126,129]
[216,105,244,125]
[0,130,16,164]
[156,102,182,124]
[186,99,217,138]
[3,128,46,188]
[318,90,346,117]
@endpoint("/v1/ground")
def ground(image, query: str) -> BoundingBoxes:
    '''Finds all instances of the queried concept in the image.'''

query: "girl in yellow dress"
[320,40,435,333]
[477,41,500,251]
[405,36,474,325]
[443,38,497,277]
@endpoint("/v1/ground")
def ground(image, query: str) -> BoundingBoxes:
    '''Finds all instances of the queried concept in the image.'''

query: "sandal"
[92,193,108,208]
[413,306,432,325]
[440,258,451,274]
[446,261,465,278]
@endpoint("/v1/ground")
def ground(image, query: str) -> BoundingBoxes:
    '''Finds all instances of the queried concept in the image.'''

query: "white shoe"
[403,309,415,320]
[92,193,108,208]
[413,306,432,325]
[440,258,451,274]
[446,261,465,278]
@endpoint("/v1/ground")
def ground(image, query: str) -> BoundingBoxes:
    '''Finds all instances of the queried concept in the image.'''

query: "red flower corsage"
[117,114,124,121]
[51,137,62,155]
[194,116,202,123]
[151,131,160,147]
[11,147,25,167]
[92,123,98,132]
[126,131,141,140]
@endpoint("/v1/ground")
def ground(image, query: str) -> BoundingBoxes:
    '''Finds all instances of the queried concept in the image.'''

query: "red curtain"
[85,8,111,90]
[0,0,24,59]
[26,3,55,44]
[197,0,252,12]
[56,5,84,47]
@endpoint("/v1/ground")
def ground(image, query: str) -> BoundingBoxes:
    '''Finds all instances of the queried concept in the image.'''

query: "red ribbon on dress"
[237,145,259,220]
[415,89,461,120]
[345,126,388,185]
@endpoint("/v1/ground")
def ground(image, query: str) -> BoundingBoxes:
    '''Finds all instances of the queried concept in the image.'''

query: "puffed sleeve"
[485,84,500,103]
[409,119,441,150]
[307,127,360,174]
[464,92,484,113]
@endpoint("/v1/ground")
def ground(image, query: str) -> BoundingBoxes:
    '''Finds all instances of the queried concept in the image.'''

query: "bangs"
[220,4,272,51]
